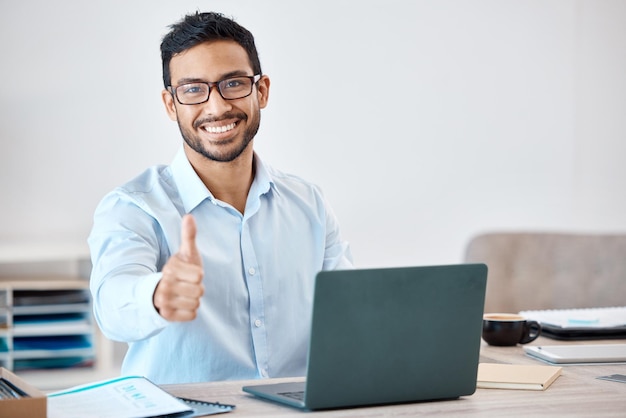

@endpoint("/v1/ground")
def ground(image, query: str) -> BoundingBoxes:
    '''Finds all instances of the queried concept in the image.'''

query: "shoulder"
[264,163,324,197]
[95,164,178,217]
[117,165,173,195]
[259,163,334,218]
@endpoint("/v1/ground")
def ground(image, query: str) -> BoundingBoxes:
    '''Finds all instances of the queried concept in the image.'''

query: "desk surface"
[163,338,626,417]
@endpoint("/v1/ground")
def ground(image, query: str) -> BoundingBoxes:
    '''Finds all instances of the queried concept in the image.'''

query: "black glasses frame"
[170,74,261,105]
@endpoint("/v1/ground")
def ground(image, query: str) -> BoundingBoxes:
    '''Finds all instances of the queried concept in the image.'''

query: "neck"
[185,145,255,214]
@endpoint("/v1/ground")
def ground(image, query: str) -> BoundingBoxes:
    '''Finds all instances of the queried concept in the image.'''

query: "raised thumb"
[179,214,200,264]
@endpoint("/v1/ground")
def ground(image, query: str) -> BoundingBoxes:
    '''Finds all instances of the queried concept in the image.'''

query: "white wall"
[1,0,625,268]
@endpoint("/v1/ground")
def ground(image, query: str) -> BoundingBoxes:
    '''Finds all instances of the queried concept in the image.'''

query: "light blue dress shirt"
[88,148,353,384]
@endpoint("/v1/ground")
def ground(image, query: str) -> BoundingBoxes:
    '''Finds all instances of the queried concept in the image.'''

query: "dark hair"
[160,11,262,88]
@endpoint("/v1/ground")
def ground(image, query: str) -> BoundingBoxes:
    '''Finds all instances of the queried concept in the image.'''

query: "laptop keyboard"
[278,391,305,401]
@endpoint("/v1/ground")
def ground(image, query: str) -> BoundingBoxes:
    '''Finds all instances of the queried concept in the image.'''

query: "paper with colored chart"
[47,375,192,418]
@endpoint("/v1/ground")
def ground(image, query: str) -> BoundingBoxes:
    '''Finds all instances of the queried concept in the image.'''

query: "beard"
[178,109,261,162]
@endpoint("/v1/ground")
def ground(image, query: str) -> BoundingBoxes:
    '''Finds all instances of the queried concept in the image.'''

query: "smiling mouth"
[203,122,237,134]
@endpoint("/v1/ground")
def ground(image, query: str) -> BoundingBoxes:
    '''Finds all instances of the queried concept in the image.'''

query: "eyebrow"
[174,70,253,86]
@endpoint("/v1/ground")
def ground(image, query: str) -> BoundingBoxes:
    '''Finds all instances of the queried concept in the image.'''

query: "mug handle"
[520,320,542,344]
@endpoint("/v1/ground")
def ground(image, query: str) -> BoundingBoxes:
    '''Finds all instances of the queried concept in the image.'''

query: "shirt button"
[261,369,268,378]
[248,267,256,275]
[254,319,262,327]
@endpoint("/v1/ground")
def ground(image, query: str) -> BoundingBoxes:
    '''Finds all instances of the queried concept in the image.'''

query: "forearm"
[88,195,172,341]
[91,268,168,342]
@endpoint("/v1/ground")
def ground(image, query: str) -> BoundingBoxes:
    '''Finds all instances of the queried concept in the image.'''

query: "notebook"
[476,363,562,390]
[242,263,488,410]
[519,307,626,340]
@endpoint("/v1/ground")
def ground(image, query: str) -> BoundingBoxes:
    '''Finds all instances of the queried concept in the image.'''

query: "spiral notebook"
[519,307,626,340]
[177,397,235,416]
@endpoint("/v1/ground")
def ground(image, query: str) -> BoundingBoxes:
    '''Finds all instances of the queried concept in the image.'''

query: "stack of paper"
[520,306,626,329]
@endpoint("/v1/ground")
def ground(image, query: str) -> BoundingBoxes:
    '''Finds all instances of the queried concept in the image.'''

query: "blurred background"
[1,0,626,267]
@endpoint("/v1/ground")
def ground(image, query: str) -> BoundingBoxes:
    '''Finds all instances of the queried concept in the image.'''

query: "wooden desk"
[163,338,626,417]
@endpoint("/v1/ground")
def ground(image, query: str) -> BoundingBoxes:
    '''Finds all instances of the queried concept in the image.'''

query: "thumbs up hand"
[178,213,202,266]
[154,214,205,321]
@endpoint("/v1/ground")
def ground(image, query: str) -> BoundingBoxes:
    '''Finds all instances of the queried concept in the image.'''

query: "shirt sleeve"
[321,191,354,270]
[88,191,170,342]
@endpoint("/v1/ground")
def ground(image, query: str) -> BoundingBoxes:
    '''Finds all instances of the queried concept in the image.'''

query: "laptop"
[242,263,488,410]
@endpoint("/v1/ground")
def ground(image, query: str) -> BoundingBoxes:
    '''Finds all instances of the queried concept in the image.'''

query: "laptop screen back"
[303,264,487,409]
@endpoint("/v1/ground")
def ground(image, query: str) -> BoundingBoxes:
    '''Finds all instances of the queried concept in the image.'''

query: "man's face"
[162,40,269,162]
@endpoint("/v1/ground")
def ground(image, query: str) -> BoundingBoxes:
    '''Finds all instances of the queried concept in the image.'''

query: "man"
[89,12,352,384]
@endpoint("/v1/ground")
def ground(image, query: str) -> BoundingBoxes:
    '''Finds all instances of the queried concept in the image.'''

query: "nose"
[203,85,233,115]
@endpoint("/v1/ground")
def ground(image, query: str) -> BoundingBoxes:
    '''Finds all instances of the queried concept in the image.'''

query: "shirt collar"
[250,153,276,198]
[170,147,211,213]
[170,147,276,213]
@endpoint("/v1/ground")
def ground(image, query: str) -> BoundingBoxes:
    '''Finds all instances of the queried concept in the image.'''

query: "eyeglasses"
[170,74,261,105]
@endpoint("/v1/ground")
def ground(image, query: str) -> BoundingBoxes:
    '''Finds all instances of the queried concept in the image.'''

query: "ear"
[161,89,178,121]
[256,75,270,109]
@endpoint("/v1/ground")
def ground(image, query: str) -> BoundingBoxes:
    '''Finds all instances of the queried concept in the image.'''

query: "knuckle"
[161,264,174,278]
[153,292,166,308]
[159,307,173,320]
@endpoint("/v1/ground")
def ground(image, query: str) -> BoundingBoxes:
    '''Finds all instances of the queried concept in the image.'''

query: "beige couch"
[464,232,626,313]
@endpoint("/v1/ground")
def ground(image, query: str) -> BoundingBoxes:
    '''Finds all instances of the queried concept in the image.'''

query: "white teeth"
[204,122,236,133]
